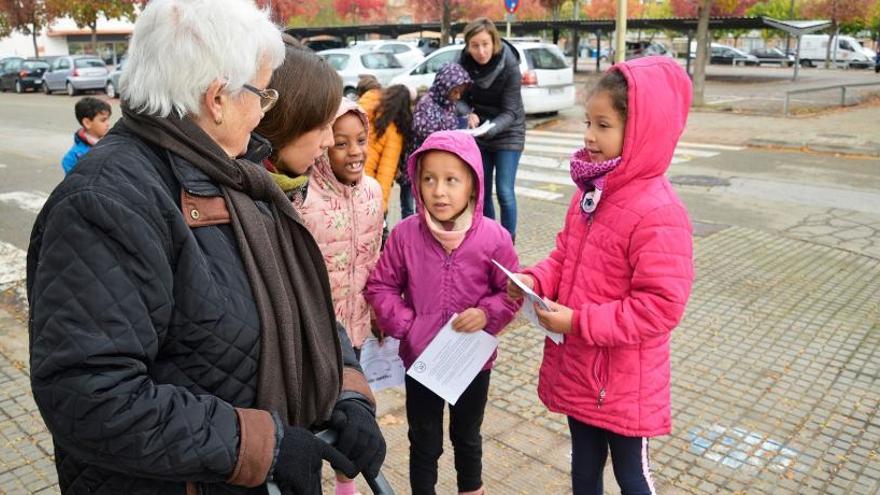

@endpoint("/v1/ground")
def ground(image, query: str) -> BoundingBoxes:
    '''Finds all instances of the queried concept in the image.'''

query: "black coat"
[460,39,526,152]
[27,124,361,495]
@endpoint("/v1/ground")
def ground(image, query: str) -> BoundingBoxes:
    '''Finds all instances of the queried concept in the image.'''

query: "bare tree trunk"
[824,0,837,69]
[31,25,39,57]
[692,0,713,106]
[440,0,451,47]
[824,20,837,69]
[91,21,98,55]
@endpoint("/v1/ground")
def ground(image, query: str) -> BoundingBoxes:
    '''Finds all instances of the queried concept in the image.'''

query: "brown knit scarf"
[121,104,341,428]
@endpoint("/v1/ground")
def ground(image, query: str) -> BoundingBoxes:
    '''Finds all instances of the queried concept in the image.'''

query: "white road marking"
[519,154,565,170]
[0,191,49,213]
[517,169,574,186]
[514,186,564,201]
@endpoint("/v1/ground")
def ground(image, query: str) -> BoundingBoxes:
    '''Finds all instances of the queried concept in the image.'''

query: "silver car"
[42,55,109,96]
[105,56,126,99]
[317,48,407,99]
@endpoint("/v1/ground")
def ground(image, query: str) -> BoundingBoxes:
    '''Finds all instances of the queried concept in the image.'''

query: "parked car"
[349,40,425,68]
[749,47,795,66]
[0,56,23,70]
[0,58,50,93]
[415,38,440,56]
[105,56,126,99]
[389,40,576,115]
[302,36,346,52]
[611,40,674,61]
[689,43,760,66]
[42,55,109,96]
[317,48,407,99]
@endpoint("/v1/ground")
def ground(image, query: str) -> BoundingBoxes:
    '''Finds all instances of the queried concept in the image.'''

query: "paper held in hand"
[491,259,564,345]
[457,120,495,137]
[359,337,406,392]
[406,314,498,405]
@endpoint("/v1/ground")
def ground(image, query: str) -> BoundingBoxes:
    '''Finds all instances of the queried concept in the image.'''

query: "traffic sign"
[504,0,520,14]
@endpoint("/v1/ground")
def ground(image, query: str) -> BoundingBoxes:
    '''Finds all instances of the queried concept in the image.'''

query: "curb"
[746,138,880,158]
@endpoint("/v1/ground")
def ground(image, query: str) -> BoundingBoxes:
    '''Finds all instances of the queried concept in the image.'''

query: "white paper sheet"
[457,120,496,137]
[406,315,498,405]
[492,259,564,345]
[359,337,406,392]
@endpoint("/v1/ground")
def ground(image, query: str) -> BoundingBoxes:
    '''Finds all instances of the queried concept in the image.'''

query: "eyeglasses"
[242,83,279,113]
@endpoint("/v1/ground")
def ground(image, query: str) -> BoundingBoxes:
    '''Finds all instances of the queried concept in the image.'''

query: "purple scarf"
[569,148,622,217]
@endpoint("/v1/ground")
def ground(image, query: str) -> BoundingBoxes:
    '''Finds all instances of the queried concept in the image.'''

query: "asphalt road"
[2,90,880,266]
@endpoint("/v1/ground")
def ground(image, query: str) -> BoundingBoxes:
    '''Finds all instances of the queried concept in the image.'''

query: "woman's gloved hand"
[272,425,358,493]
[330,399,387,479]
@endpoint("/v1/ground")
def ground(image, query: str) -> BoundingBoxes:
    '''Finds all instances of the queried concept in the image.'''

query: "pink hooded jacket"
[524,57,695,437]
[365,130,521,369]
[297,98,384,348]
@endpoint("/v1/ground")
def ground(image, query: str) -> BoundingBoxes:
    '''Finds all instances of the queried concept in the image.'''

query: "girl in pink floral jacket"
[296,98,383,350]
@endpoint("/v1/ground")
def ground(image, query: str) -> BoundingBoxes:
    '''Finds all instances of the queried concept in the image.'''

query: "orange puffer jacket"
[364,122,403,212]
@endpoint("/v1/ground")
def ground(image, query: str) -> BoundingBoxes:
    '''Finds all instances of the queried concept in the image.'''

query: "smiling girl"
[296,97,384,353]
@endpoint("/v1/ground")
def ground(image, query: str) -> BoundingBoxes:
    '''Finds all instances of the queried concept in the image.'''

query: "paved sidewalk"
[4,191,879,494]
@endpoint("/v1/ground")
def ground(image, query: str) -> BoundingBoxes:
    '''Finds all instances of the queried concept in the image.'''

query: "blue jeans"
[399,181,415,219]
[480,149,522,237]
[568,417,656,495]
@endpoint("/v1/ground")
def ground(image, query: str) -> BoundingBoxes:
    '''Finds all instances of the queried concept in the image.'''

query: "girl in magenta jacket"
[365,130,520,495]
[508,57,695,494]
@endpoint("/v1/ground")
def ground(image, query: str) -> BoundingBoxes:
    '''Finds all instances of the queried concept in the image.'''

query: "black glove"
[330,399,387,479]
[272,426,358,493]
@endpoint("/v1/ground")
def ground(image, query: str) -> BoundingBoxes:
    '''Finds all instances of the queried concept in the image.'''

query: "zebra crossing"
[513,129,742,202]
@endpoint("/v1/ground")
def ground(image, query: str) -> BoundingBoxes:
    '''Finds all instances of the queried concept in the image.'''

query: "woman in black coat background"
[460,17,526,240]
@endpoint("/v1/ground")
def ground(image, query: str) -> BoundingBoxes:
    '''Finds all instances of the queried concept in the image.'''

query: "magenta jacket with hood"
[365,130,521,369]
[524,57,695,437]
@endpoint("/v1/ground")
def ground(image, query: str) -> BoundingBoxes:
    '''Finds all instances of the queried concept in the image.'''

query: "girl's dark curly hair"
[374,85,413,146]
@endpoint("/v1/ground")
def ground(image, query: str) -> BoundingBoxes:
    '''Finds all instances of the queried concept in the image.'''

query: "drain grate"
[670,175,731,187]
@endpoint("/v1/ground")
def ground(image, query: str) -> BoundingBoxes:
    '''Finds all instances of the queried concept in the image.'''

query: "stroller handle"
[315,429,395,495]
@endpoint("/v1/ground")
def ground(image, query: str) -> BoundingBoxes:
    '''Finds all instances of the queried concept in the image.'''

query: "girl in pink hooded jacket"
[295,98,383,495]
[297,98,383,353]
[508,57,695,494]
[366,130,520,495]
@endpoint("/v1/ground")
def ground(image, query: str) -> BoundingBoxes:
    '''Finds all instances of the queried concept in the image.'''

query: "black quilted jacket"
[27,124,360,495]
[460,39,526,152]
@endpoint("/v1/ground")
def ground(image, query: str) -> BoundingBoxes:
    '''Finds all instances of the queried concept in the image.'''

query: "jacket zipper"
[549,214,593,411]
[594,347,609,408]
[578,215,608,408]
[441,251,453,321]
[347,190,357,328]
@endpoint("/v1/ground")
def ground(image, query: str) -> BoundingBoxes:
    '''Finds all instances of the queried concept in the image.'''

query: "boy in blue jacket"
[61,97,111,175]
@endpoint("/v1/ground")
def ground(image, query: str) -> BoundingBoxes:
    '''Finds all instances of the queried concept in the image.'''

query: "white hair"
[121,0,285,118]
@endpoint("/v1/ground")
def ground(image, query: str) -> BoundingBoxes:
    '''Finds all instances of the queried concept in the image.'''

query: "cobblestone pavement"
[4,190,878,494]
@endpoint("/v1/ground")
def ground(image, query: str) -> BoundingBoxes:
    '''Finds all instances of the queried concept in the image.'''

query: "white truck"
[797,34,876,68]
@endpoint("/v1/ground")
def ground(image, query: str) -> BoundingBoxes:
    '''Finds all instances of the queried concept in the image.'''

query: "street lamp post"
[614,0,628,64]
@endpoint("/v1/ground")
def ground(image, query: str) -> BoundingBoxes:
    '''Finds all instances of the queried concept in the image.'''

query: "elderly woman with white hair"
[26,1,384,494]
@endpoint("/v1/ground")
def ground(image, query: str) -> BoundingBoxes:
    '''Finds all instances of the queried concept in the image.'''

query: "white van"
[797,34,876,68]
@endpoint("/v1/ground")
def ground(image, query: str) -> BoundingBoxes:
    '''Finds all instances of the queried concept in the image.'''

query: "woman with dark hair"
[365,84,413,215]
[27,4,384,493]
[256,36,344,202]
[459,17,526,240]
